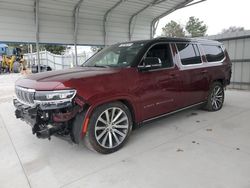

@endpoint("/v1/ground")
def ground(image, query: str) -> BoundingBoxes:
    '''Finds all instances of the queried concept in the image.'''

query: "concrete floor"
[0,74,250,188]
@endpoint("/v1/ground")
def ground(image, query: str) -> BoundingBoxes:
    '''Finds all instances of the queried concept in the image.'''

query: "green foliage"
[43,45,66,55]
[185,16,207,37]
[221,26,244,34]
[161,17,207,38]
[162,21,185,37]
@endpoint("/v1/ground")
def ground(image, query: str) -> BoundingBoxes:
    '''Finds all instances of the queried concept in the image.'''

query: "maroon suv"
[14,38,232,153]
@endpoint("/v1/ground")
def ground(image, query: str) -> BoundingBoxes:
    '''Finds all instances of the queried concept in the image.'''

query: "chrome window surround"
[174,42,226,70]
[201,44,226,63]
[137,42,175,72]
[175,42,203,67]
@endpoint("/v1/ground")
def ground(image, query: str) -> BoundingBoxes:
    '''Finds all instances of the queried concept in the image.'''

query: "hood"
[15,67,120,90]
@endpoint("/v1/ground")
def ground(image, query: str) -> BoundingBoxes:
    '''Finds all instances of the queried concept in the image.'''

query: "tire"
[204,81,224,111]
[71,110,87,144]
[31,65,38,73]
[84,102,133,154]
[13,61,21,73]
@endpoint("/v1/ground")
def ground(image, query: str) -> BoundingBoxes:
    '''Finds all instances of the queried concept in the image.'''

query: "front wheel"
[84,102,133,154]
[204,82,224,111]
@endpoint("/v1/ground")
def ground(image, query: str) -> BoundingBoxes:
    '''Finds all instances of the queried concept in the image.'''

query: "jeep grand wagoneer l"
[14,38,232,153]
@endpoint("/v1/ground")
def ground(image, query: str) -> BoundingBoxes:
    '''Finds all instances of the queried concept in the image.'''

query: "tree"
[221,26,244,34]
[185,16,207,37]
[161,21,185,37]
[43,45,66,55]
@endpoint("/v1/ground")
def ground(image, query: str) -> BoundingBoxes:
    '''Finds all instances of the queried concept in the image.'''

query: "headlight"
[34,90,76,102]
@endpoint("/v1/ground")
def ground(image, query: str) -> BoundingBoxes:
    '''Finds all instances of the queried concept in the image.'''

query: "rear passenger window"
[202,45,225,62]
[176,43,201,65]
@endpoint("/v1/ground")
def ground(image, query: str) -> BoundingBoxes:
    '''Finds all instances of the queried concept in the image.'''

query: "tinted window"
[176,43,201,65]
[202,45,225,62]
[142,43,173,69]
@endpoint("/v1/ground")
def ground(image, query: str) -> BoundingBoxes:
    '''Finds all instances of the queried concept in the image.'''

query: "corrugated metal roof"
[0,0,194,45]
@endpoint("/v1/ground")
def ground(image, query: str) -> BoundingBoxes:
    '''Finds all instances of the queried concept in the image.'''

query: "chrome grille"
[15,86,35,106]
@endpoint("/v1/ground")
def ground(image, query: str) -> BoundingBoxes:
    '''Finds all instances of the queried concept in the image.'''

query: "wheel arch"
[118,99,137,128]
[213,79,225,87]
[82,97,138,134]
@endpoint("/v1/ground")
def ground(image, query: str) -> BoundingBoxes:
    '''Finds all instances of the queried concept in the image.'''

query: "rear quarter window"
[176,43,202,65]
[202,45,225,62]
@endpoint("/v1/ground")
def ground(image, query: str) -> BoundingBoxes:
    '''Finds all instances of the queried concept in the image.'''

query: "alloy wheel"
[211,86,223,110]
[94,107,129,149]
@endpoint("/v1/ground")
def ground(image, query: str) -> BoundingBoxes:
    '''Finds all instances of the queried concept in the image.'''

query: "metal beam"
[73,0,84,66]
[103,0,125,46]
[182,0,206,8]
[35,0,40,72]
[128,0,166,41]
[150,0,208,38]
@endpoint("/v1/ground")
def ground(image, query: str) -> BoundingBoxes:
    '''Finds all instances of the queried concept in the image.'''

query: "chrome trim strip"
[15,86,36,107]
[15,97,36,107]
[142,101,206,123]
[16,86,35,93]
[34,90,76,104]
[36,90,76,93]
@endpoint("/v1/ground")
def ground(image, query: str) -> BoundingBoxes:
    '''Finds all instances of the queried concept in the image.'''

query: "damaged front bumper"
[13,97,85,140]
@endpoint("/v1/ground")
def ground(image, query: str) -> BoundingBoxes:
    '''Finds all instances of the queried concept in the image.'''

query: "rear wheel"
[204,82,224,111]
[84,102,132,154]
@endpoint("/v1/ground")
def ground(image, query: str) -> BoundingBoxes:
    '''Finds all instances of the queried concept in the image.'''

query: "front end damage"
[13,87,87,142]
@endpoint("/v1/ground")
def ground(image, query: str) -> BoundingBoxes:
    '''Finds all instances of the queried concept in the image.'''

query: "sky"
[156,0,250,36]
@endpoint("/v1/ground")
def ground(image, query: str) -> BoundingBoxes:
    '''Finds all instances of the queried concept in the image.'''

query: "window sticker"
[119,43,133,47]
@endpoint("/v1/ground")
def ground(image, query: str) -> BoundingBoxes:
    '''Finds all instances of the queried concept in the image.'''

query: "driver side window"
[142,43,173,69]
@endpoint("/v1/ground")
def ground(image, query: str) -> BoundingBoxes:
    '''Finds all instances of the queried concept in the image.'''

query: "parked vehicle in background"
[13,37,232,154]
[31,64,52,73]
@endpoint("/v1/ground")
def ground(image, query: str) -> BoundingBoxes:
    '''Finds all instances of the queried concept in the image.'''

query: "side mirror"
[144,57,161,66]
[138,57,161,71]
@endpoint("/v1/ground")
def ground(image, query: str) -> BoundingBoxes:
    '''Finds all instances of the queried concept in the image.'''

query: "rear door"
[137,43,182,120]
[175,43,209,107]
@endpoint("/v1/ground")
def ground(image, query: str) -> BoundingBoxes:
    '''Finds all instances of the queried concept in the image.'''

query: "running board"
[142,101,206,124]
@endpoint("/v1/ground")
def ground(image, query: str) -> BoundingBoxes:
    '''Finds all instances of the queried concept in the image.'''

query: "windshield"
[83,42,145,68]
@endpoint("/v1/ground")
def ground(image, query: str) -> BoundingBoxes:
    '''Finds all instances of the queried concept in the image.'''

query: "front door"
[137,43,181,120]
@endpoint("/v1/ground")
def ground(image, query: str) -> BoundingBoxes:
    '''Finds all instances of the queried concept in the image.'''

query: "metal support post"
[35,0,41,72]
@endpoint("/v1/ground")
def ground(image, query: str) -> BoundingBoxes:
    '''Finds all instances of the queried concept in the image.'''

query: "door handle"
[201,70,208,74]
[169,73,179,78]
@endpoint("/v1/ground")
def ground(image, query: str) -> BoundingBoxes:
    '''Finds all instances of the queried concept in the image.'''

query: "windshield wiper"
[84,65,109,68]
